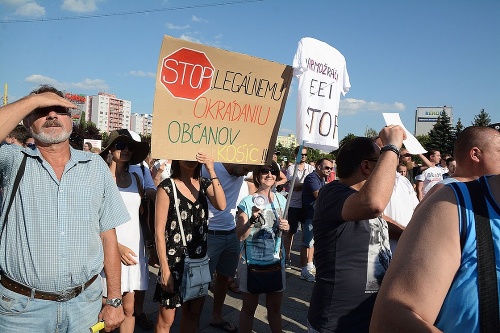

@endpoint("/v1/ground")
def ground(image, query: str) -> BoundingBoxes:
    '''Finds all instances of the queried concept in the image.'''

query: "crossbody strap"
[1,154,28,240]
[132,172,145,198]
[170,178,187,248]
[464,178,499,333]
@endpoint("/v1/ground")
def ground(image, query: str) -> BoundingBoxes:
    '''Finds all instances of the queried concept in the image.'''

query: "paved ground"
[135,231,313,332]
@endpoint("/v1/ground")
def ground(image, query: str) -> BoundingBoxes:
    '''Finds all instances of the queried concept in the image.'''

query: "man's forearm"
[101,228,122,298]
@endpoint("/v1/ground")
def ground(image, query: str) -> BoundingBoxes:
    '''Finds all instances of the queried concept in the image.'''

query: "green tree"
[472,109,491,126]
[365,127,378,138]
[414,134,430,151]
[69,121,103,150]
[331,133,356,159]
[275,142,294,166]
[79,111,86,128]
[453,117,464,142]
[427,111,454,154]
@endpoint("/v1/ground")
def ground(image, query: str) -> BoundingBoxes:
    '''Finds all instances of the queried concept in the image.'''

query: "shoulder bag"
[170,178,211,302]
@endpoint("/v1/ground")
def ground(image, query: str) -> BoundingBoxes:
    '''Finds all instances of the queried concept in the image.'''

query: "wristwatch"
[105,298,123,308]
[380,144,400,156]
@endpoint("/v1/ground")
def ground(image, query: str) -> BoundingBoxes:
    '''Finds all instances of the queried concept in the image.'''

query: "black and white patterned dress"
[153,177,211,308]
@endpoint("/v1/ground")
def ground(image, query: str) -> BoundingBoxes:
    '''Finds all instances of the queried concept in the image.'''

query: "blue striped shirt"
[0,144,130,292]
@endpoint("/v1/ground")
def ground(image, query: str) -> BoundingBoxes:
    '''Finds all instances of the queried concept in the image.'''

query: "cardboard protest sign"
[151,35,293,164]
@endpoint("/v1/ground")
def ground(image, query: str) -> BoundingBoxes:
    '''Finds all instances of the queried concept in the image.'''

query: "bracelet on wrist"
[210,177,219,181]
[380,144,400,156]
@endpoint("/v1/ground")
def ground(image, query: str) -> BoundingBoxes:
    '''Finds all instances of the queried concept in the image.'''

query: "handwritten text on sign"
[305,57,339,141]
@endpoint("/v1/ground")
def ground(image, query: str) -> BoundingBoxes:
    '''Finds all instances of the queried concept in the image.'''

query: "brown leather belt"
[0,274,98,302]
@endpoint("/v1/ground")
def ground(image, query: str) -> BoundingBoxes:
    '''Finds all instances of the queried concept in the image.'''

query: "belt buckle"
[55,288,78,302]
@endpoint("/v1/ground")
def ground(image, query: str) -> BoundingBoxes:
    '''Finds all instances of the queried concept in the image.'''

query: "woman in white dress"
[100,129,156,332]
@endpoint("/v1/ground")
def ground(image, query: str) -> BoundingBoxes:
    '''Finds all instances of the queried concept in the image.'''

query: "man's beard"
[31,119,72,144]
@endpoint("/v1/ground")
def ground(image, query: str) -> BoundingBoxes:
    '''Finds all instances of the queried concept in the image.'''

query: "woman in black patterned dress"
[153,152,226,333]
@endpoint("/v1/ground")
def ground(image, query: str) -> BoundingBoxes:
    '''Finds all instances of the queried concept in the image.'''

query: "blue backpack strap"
[465,177,499,333]
[448,182,468,250]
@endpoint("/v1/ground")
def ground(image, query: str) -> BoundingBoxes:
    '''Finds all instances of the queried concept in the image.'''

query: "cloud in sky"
[0,0,30,6]
[278,128,295,135]
[26,74,60,87]
[129,71,155,78]
[13,2,45,17]
[61,0,100,13]
[179,33,202,44]
[25,74,109,91]
[72,78,108,90]
[191,15,207,22]
[339,98,405,115]
[166,22,190,30]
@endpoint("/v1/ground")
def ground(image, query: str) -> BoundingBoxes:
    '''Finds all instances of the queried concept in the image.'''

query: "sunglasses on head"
[114,141,134,151]
[259,168,279,176]
[31,106,71,117]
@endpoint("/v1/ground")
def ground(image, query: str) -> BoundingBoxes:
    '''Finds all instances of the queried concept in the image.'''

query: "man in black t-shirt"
[307,126,405,333]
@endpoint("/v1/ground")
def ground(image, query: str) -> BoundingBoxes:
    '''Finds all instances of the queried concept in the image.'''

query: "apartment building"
[88,92,131,133]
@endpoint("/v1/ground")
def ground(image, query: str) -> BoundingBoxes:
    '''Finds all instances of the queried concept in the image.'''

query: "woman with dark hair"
[83,141,92,152]
[99,129,156,333]
[236,164,289,333]
[154,152,226,333]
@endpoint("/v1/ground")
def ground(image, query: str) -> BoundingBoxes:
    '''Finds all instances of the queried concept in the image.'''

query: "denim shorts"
[0,277,102,333]
[207,232,240,278]
[302,218,315,248]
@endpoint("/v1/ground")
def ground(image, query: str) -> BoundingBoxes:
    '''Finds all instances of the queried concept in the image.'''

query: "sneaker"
[300,269,316,282]
[135,312,154,330]
[285,259,292,270]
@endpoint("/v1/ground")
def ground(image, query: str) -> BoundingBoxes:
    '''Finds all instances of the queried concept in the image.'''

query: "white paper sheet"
[382,113,427,154]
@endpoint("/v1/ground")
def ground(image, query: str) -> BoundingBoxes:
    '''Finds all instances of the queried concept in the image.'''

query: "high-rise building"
[88,92,131,133]
[130,113,153,136]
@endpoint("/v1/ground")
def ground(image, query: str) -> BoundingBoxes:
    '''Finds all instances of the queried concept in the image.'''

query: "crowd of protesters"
[0,84,499,333]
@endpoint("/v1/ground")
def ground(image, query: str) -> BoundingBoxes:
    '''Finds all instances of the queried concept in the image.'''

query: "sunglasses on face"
[322,166,333,170]
[114,141,134,151]
[259,168,279,176]
[31,106,71,118]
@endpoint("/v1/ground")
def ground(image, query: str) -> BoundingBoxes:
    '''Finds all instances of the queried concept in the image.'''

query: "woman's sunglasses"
[259,168,279,176]
[114,141,134,151]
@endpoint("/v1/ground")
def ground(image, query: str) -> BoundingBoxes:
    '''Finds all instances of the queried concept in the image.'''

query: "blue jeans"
[0,277,102,333]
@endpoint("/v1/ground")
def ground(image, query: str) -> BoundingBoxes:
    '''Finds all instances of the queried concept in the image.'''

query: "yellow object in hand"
[89,321,105,333]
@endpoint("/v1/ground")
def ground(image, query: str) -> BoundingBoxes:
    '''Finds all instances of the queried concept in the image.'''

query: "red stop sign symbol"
[160,48,214,100]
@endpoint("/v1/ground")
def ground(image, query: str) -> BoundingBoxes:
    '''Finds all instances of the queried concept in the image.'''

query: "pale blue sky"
[1,0,498,139]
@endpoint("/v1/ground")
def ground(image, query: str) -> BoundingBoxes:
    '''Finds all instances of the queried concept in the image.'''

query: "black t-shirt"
[308,182,392,332]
